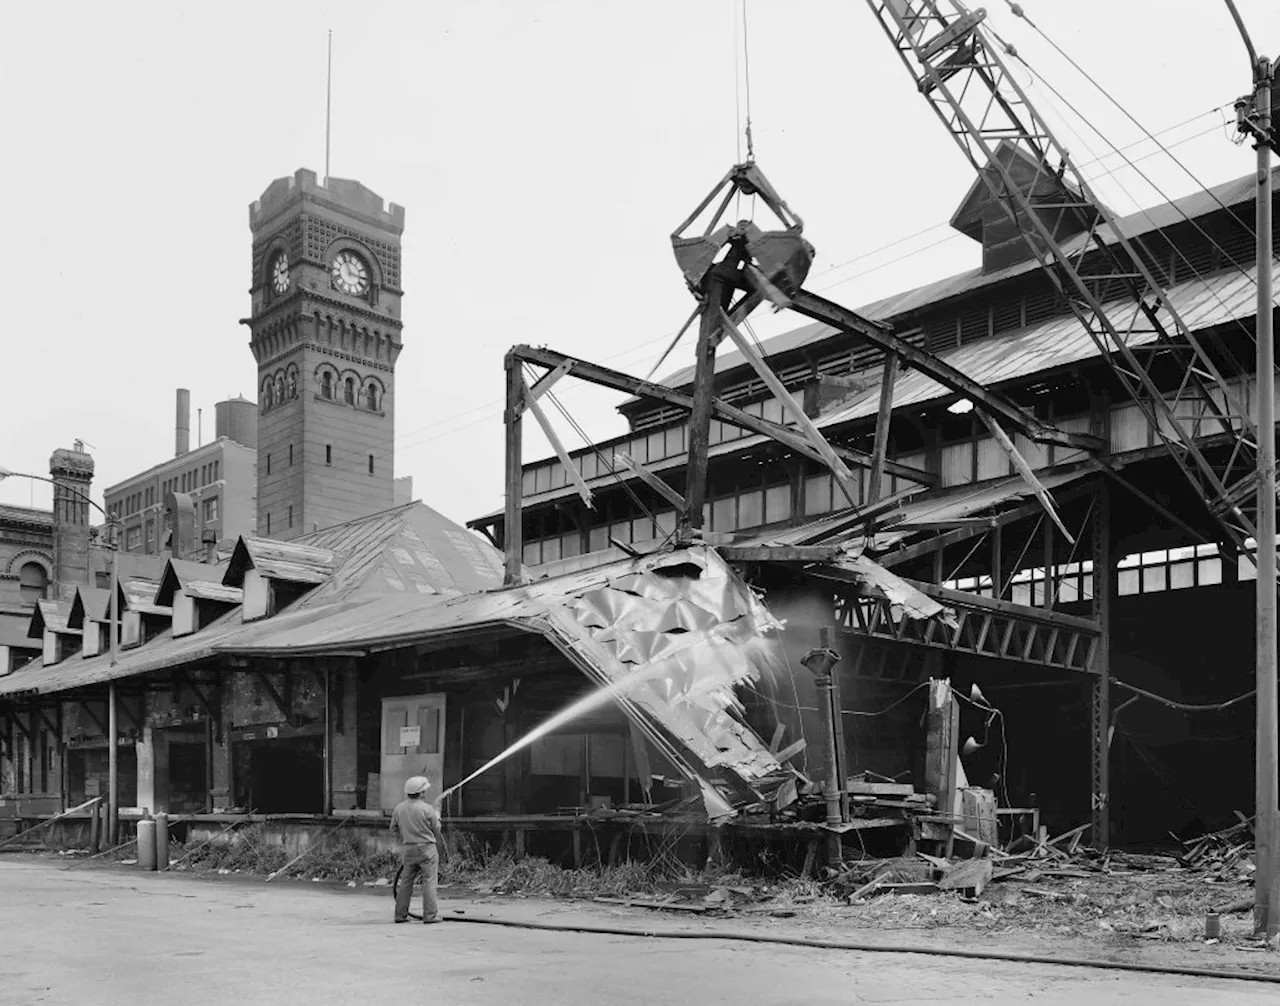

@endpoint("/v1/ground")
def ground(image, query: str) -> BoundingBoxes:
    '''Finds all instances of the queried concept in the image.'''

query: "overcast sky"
[1,1,1277,528]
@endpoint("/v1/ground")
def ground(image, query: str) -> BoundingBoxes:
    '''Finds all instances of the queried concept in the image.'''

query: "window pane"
[1198,557,1222,585]
[541,537,562,562]
[1142,564,1167,592]
[711,497,734,531]
[738,490,763,529]
[647,432,665,463]
[416,706,441,755]
[1118,569,1139,595]
[765,484,791,524]
[589,525,609,552]
[1240,554,1259,580]
[632,518,656,543]
[1057,578,1079,603]
[609,521,631,543]
[805,474,833,516]
[561,532,581,558]
[1169,562,1195,590]
[1012,582,1031,605]
[522,542,541,565]
[384,708,408,755]
[655,511,677,536]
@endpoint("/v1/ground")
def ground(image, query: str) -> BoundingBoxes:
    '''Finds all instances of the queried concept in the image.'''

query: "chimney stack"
[175,388,191,456]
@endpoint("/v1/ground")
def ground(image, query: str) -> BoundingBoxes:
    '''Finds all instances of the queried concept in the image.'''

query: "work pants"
[394,843,439,922]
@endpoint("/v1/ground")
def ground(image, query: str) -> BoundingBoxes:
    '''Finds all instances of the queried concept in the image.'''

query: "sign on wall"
[398,725,421,749]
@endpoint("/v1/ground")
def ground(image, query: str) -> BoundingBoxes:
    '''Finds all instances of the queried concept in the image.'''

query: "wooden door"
[379,694,446,811]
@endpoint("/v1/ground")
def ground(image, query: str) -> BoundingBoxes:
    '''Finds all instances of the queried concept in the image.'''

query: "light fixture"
[962,736,983,757]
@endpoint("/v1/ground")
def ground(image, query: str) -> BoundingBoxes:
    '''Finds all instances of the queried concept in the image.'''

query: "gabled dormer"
[156,559,241,638]
[223,537,336,621]
[951,140,1101,274]
[118,577,169,647]
[68,585,113,657]
[29,599,80,666]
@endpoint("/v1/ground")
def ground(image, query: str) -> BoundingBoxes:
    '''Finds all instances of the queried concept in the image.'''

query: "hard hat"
[404,775,431,797]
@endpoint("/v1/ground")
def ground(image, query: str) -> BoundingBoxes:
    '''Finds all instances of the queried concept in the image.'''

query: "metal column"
[1089,484,1112,851]
[1253,55,1279,937]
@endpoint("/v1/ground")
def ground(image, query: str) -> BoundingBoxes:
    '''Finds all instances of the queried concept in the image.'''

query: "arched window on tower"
[263,380,274,410]
[366,383,379,411]
[18,562,48,604]
[344,377,355,405]
[321,371,333,400]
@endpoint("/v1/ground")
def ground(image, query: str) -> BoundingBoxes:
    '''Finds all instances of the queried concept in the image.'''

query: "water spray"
[435,665,666,806]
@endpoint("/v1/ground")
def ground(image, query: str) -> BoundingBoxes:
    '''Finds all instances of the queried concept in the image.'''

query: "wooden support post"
[867,354,898,506]
[503,350,525,584]
[323,665,332,816]
[1090,484,1112,851]
[681,275,727,534]
[924,679,959,827]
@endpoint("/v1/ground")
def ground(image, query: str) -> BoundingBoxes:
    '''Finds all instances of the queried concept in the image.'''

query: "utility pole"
[1228,0,1279,936]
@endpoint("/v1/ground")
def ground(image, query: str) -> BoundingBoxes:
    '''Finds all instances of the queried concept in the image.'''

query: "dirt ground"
[2,857,1278,1005]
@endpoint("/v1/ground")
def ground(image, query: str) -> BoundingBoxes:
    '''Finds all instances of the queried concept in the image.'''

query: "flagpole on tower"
[325,29,333,184]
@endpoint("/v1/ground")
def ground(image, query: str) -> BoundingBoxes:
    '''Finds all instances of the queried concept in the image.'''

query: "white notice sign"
[399,725,421,748]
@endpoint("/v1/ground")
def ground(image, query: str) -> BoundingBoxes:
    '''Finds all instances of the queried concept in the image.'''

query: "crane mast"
[868,0,1264,552]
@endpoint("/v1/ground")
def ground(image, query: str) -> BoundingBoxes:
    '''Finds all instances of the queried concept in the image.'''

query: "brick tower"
[49,442,94,601]
[245,169,405,540]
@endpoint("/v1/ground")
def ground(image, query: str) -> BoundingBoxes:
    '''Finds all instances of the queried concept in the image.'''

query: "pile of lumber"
[1175,814,1254,878]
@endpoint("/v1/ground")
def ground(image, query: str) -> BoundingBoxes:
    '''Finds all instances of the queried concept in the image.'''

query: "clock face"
[331,250,370,296]
[271,251,289,294]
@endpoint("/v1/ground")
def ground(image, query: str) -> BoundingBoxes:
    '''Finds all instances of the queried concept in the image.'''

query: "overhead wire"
[979,4,1266,373]
[999,0,1258,240]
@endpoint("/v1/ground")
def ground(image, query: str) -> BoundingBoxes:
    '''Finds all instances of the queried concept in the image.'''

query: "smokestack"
[175,388,191,457]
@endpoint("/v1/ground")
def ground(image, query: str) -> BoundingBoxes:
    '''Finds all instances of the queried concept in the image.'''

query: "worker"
[390,775,445,924]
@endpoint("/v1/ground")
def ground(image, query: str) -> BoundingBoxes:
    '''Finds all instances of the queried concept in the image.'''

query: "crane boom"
[867,0,1264,551]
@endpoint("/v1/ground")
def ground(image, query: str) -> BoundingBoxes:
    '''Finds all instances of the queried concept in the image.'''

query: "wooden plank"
[774,738,807,764]
[614,452,685,510]
[719,308,862,508]
[976,409,1075,544]
[938,857,994,895]
[522,377,595,510]
[847,781,916,796]
[769,723,786,754]
[867,354,899,506]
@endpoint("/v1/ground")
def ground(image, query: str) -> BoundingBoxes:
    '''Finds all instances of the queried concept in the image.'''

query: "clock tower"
[246,169,405,539]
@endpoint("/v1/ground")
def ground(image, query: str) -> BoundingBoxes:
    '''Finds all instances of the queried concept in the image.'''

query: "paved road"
[0,858,1273,1005]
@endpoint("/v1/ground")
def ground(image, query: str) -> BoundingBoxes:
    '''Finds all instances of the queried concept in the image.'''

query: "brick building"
[104,392,258,560]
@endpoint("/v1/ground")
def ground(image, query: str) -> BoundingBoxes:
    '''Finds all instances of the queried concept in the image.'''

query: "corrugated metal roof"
[224,538,336,587]
[295,502,505,606]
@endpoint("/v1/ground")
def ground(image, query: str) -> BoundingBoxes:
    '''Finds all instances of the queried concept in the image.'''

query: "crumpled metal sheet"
[542,549,790,798]
[824,553,957,626]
